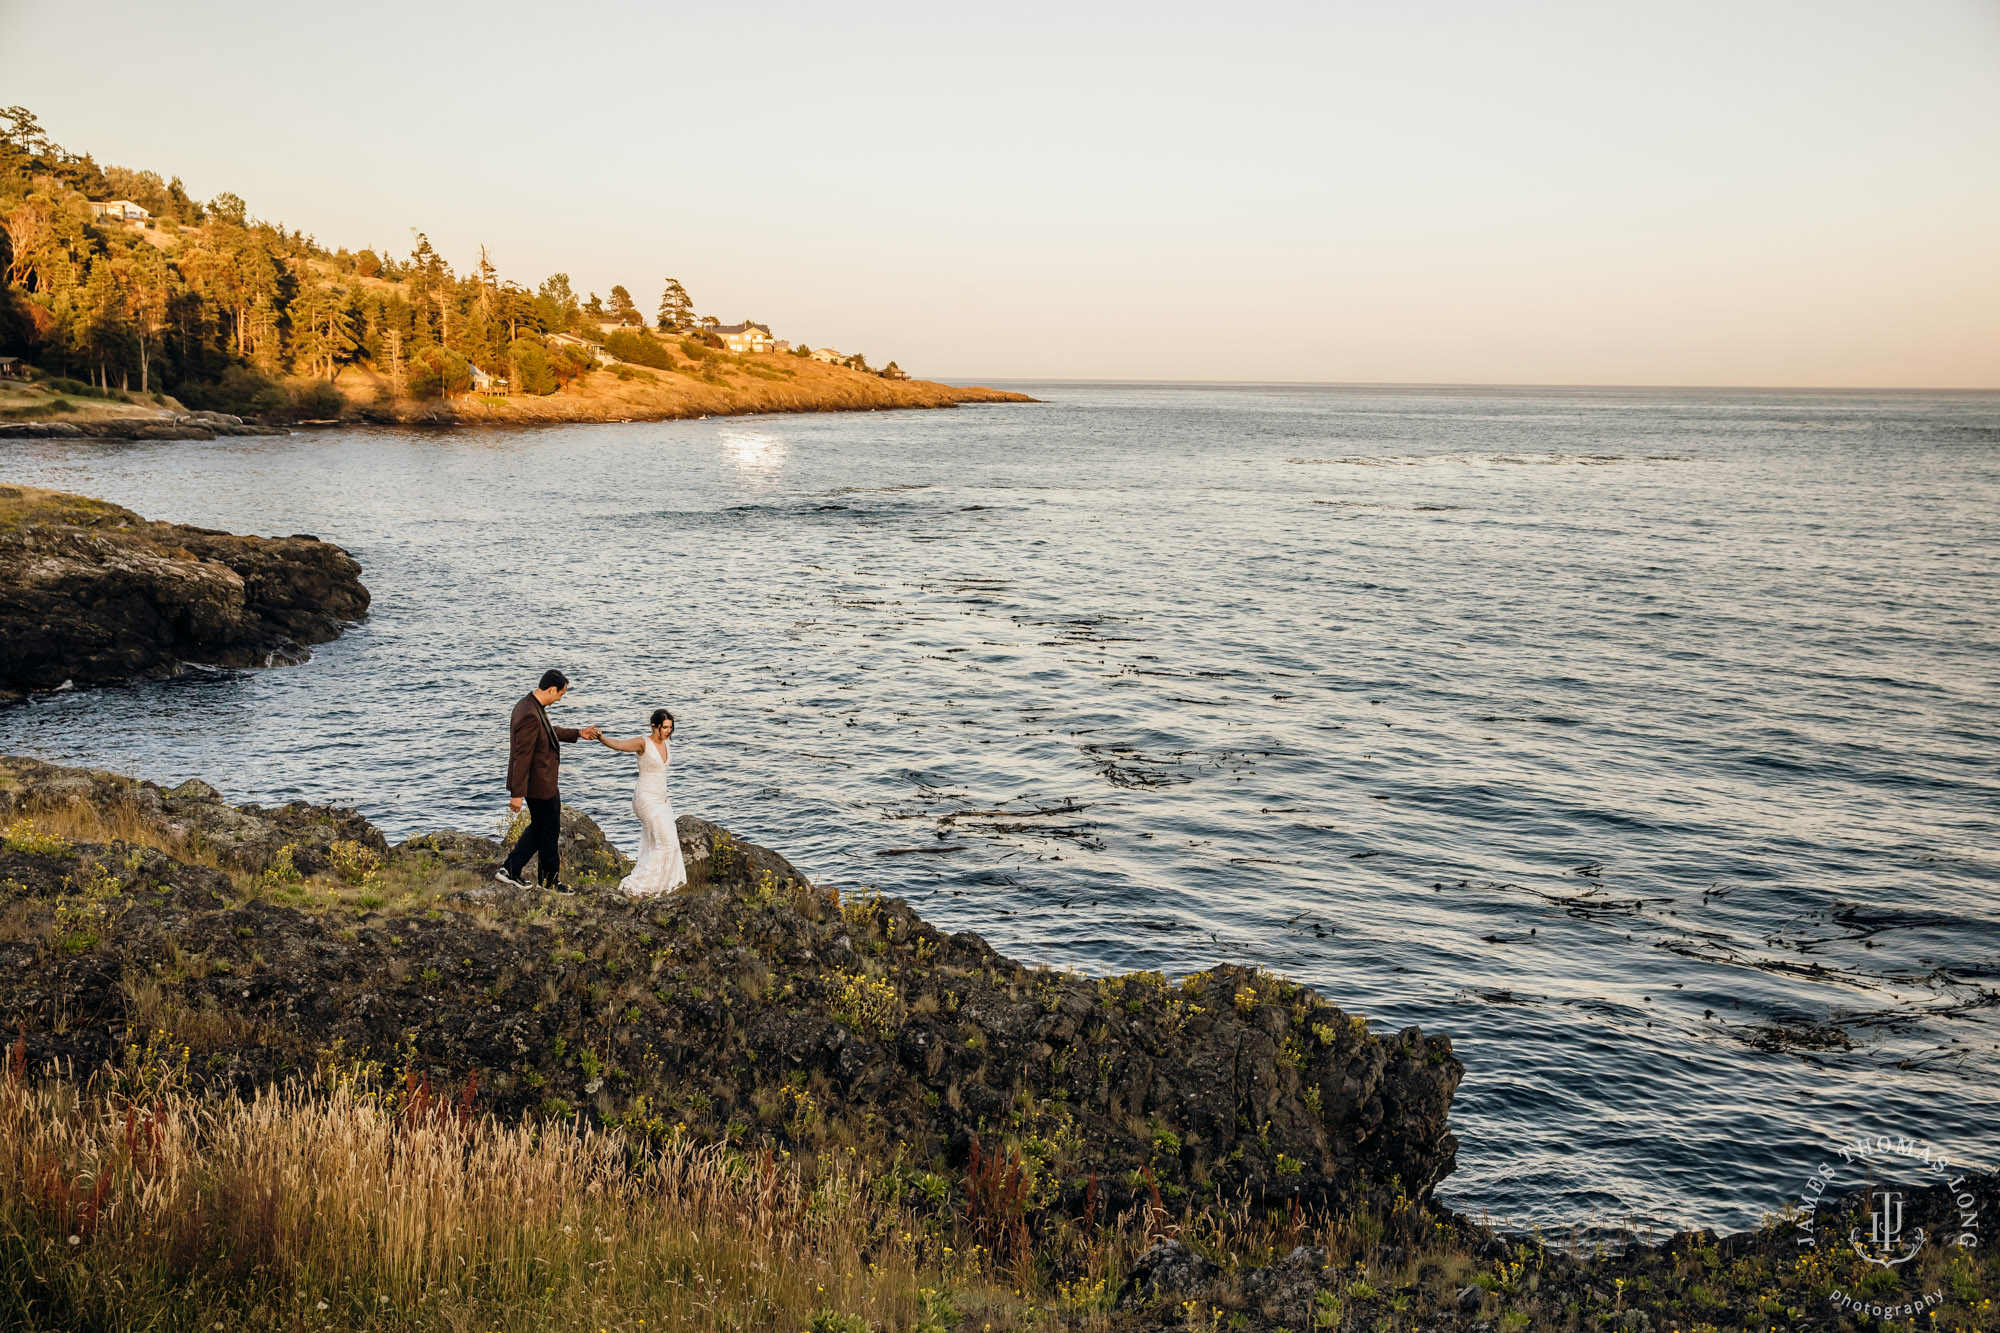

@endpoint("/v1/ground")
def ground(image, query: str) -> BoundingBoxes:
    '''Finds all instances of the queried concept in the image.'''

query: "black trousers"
[504,796,562,885]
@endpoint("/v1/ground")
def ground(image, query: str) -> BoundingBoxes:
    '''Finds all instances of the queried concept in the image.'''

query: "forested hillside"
[0,107,816,420]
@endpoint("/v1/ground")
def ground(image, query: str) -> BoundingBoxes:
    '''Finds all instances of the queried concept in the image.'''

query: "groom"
[498,669,601,893]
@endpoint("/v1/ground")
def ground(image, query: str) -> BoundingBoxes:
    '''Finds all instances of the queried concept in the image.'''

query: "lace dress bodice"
[636,737,670,795]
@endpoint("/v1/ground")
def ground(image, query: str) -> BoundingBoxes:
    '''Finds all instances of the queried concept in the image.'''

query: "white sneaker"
[494,869,529,890]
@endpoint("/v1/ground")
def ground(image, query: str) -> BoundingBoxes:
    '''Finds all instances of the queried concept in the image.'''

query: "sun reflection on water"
[721,430,787,477]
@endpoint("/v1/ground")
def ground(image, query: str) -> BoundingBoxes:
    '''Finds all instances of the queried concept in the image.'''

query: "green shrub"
[404,347,469,399]
[809,1310,868,1333]
[605,329,679,371]
[180,364,291,419]
[292,378,344,419]
[508,338,559,394]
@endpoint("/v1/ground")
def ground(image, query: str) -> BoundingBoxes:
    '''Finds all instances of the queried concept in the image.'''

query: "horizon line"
[931,376,2000,394]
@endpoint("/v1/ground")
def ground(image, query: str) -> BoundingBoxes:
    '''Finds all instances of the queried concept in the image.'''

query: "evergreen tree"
[536,273,578,333]
[289,282,356,380]
[656,278,694,332]
[607,284,641,327]
[122,242,175,393]
[80,259,130,388]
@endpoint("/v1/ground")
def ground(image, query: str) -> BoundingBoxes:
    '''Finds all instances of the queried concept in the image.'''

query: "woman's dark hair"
[650,708,675,730]
[539,668,569,691]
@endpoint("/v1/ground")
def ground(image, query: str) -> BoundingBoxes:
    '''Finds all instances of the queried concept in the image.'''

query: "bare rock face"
[0,755,1466,1221]
[0,486,368,699]
[1121,1240,1222,1305]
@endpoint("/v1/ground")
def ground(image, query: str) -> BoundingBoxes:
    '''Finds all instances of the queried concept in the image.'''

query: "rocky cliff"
[0,486,369,700]
[0,754,1465,1217]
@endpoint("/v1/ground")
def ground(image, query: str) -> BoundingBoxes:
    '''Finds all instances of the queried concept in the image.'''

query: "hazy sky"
[4,1,1996,385]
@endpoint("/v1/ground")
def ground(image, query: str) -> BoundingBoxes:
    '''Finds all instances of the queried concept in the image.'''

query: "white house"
[548,332,617,366]
[468,364,505,392]
[808,347,843,364]
[711,321,775,354]
[88,200,152,223]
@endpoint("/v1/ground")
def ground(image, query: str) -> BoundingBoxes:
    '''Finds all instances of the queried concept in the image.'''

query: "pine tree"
[289,283,357,380]
[607,285,641,327]
[122,244,175,393]
[475,245,498,318]
[656,278,694,332]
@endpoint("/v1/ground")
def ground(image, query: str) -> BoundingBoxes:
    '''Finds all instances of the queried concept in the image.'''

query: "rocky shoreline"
[0,486,369,701]
[0,753,1992,1330]
[0,411,278,442]
[0,754,1463,1218]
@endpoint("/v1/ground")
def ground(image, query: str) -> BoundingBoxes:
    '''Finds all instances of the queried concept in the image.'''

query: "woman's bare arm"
[597,734,647,753]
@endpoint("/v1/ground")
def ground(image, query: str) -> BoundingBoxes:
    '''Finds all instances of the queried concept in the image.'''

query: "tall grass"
[0,1048,1464,1332]
[0,1056,970,1332]
[0,788,207,867]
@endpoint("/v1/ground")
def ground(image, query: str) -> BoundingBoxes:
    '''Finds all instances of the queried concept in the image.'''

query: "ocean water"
[2,382,1996,1231]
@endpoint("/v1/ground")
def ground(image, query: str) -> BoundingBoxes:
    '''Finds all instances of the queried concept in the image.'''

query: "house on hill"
[712,322,775,354]
[808,347,843,364]
[548,333,616,366]
[0,356,26,380]
[88,200,152,223]
[468,365,505,393]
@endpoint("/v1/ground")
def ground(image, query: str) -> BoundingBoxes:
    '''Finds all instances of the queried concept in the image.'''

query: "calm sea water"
[3,383,1996,1230]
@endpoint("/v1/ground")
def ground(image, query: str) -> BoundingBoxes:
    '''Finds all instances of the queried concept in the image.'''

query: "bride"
[595,708,686,896]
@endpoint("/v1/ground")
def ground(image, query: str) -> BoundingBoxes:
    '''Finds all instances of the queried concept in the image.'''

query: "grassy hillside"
[0,373,190,426]
[338,345,1029,424]
[0,107,1029,426]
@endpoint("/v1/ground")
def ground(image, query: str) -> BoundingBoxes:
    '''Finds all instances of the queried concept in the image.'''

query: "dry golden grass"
[0,1060,1020,1333]
[359,346,1027,426]
[0,379,175,424]
[118,975,270,1053]
[0,485,141,531]
[0,783,206,867]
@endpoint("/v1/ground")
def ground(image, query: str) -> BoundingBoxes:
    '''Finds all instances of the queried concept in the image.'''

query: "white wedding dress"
[620,738,686,897]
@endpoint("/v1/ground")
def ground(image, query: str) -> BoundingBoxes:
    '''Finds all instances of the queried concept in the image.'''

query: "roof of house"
[711,322,772,337]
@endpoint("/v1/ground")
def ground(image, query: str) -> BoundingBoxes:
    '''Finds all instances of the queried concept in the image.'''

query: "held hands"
[581,726,603,741]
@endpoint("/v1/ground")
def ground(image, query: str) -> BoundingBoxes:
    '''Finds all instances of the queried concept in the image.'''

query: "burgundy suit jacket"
[508,693,579,800]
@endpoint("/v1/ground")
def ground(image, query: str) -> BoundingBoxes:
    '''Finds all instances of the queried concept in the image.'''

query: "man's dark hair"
[539,669,569,691]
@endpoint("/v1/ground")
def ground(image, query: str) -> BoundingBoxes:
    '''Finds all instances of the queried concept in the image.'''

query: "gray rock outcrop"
[0,486,368,698]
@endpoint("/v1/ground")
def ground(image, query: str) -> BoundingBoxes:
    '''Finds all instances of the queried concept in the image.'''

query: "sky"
[3,0,1997,386]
